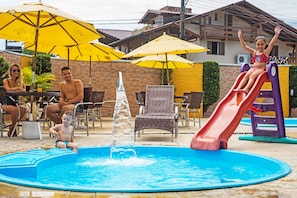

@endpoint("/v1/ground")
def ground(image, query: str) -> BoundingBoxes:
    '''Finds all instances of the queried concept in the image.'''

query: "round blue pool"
[0,146,291,192]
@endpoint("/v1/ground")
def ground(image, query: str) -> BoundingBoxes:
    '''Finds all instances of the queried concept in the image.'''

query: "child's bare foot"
[236,92,244,105]
[241,89,249,94]
[235,89,249,105]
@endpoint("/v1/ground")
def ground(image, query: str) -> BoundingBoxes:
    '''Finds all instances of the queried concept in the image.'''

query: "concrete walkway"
[0,118,296,197]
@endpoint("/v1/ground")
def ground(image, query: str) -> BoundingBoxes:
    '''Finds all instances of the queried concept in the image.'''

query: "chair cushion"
[135,115,175,133]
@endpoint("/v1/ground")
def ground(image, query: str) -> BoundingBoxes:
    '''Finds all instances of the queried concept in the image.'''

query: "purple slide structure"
[191,62,286,150]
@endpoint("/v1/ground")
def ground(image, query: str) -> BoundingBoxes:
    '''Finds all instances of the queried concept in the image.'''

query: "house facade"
[111,1,297,65]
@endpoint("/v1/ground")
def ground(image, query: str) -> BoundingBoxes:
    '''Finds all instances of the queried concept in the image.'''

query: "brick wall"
[0,51,160,116]
[219,66,241,97]
[51,59,161,116]
[0,51,241,117]
[1,51,289,117]
[204,66,240,117]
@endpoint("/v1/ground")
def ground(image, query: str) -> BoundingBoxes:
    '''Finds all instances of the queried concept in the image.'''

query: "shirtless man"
[46,66,83,124]
[49,111,78,153]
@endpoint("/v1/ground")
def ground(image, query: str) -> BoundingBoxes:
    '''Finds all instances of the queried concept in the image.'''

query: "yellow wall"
[21,56,31,68]
[173,63,289,118]
[172,63,203,116]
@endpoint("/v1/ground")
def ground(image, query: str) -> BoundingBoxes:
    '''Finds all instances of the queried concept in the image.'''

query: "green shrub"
[23,49,52,74]
[22,66,56,91]
[22,50,55,90]
[0,56,10,86]
[203,61,220,113]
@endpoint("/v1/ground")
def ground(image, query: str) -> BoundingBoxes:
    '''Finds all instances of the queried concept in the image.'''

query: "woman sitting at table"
[2,64,26,137]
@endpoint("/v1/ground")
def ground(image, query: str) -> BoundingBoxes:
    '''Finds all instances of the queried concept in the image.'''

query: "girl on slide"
[235,26,282,94]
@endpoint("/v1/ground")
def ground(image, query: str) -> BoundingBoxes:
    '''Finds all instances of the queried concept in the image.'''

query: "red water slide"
[190,71,269,150]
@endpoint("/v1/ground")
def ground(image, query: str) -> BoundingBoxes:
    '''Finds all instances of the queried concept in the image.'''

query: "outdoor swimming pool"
[0,146,291,193]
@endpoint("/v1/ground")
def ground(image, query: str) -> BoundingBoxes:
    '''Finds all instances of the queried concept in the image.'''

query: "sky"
[0,0,296,31]
[0,0,296,49]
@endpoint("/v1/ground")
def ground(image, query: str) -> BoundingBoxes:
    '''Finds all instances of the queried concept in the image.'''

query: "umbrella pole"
[166,53,170,85]
[67,48,70,67]
[32,11,41,88]
[89,56,92,86]
[31,11,41,114]
[161,67,164,85]
[110,62,113,84]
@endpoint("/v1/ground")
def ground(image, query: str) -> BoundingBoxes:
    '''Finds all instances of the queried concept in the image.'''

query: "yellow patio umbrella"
[132,54,194,69]
[25,40,124,64]
[25,40,125,85]
[123,33,208,58]
[131,54,194,84]
[0,1,103,85]
[124,32,208,84]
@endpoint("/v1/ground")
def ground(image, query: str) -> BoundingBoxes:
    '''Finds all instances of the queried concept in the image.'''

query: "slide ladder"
[249,62,285,137]
[239,63,297,143]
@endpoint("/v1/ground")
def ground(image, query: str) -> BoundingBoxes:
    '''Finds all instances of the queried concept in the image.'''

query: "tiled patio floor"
[0,118,297,198]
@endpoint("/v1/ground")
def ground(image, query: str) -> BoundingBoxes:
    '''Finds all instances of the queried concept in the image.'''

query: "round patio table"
[6,91,60,140]
[6,91,60,98]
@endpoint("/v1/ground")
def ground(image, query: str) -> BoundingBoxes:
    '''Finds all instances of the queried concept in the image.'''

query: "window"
[227,15,233,37]
[207,41,225,55]
[271,46,279,57]
[227,15,232,26]
[208,17,211,24]
[154,15,163,26]
[214,13,218,21]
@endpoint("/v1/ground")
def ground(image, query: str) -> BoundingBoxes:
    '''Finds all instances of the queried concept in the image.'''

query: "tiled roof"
[99,29,133,40]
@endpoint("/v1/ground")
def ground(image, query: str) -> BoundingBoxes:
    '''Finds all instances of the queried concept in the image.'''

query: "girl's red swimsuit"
[251,53,269,63]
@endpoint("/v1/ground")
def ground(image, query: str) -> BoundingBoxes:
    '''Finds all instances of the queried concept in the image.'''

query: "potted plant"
[22,66,56,91]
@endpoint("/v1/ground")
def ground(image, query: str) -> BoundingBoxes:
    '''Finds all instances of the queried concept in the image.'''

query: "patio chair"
[134,85,178,141]
[90,91,105,128]
[72,87,93,136]
[179,91,203,128]
[135,91,145,114]
[178,92,191,127]
[36,91,60,129]
[0,86,21,138]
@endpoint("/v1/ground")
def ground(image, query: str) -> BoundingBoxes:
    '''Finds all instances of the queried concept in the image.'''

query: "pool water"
[0,146,291,193]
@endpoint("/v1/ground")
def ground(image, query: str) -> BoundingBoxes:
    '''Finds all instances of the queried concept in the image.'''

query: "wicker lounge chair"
[134,85,178,141]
